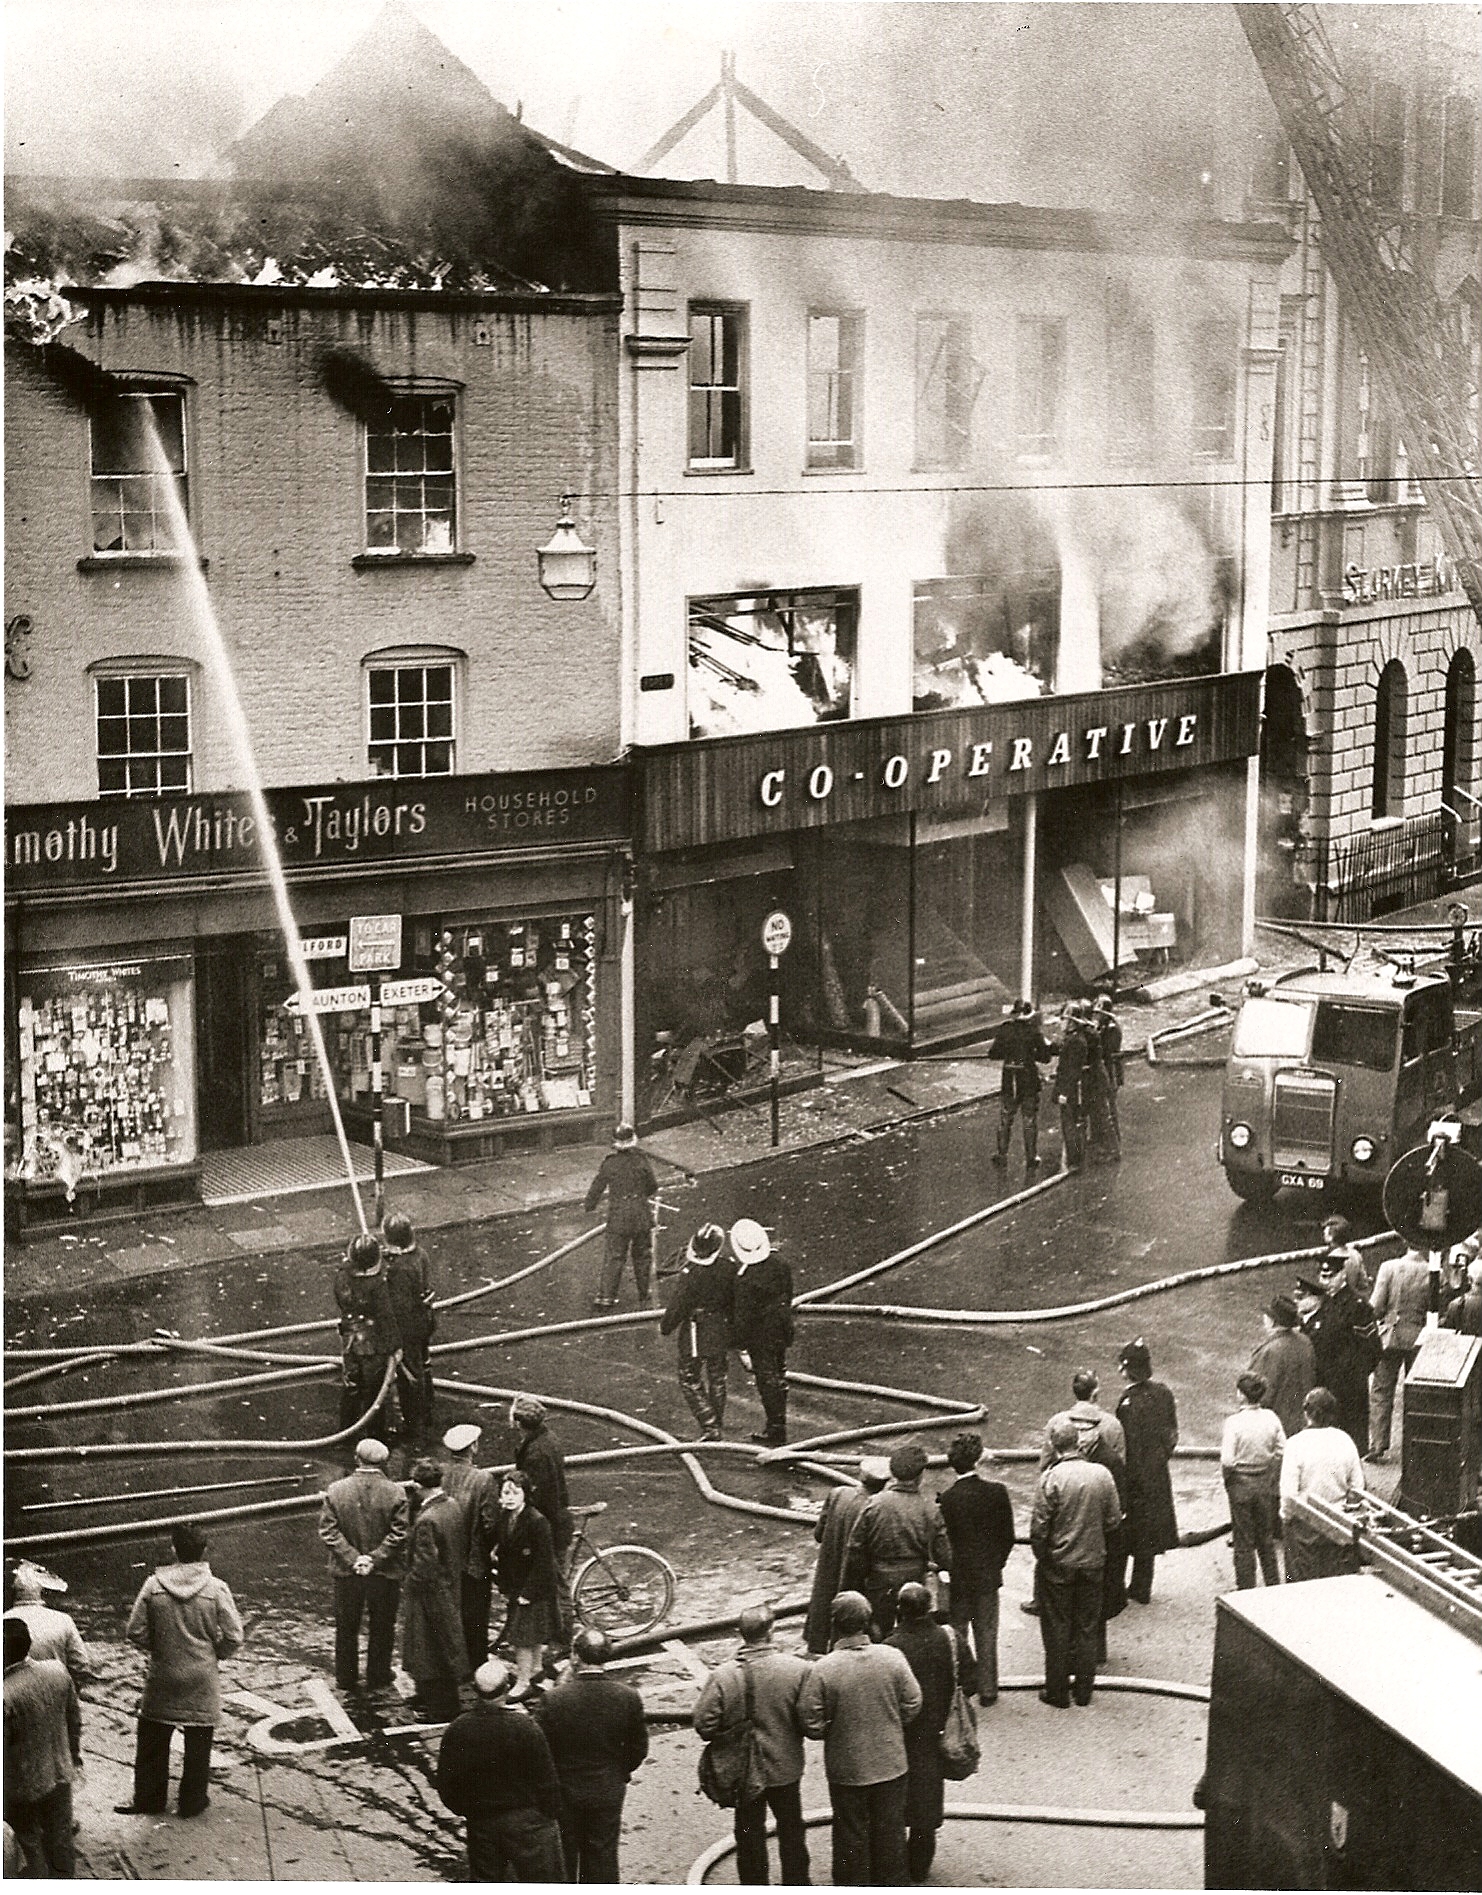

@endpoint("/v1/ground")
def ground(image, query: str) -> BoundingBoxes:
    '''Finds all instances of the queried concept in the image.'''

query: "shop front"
[633,673,1261,1118]
[6,765,631,1218]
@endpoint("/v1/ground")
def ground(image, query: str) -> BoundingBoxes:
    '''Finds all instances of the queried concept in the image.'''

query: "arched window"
[1443,649,1476,850]
[1372,659,1408,821]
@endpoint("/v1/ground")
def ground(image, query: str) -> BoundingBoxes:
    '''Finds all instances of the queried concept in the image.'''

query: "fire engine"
[1219,965,1482,1203]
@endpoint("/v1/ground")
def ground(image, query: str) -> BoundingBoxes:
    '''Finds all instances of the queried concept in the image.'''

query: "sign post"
[349,916,403,1225]
[761,911,793,1148]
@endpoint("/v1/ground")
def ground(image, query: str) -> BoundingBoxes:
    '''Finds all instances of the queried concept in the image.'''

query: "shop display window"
[912,574,1058,710]
[255,915,599,1131]
[689,588,857,738]
[12,955,197,1184]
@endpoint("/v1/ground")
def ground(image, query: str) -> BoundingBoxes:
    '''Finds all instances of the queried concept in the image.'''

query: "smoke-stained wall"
[609,188,1288,749]
[3,286,623,799]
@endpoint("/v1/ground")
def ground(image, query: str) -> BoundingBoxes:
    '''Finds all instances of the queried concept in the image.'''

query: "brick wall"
[4,289,622,801]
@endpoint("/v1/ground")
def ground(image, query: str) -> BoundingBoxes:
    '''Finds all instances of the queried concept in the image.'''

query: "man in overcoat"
[318,1436,409,1694]
[660,1222,736,1440]
[805,1458,889,1655]
[1113,1340,1179,1605]
[584,1122,659,1312]
[885,1583,957,1881]
[401,1458,468,1722]
[440,1423,496,1668]
[730,1218,796,1446]
[1030,1418,1121,1709]
[1248,1293,1316,1440]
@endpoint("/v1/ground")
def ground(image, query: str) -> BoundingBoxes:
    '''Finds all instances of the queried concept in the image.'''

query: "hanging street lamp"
[536,492,597,601]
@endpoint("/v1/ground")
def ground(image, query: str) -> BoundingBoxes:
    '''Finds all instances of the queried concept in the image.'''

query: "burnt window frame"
[362,388,461,558]
[805,310,863,471]
[88,385,190,557]
[914,313,974,470]
[94,670,193,798]
[911,571,1061,708]
[1014,316,1066,462]
[687,303,749,471]
[1106,314,1156,464]
[686,585,858,739]
[1191,317,1240,460]
[363,653,459,779]
[1369,77,1408,210]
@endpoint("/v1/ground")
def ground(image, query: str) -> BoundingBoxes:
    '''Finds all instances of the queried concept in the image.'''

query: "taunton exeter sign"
[637,672,1262,853]
[6,765,632,896]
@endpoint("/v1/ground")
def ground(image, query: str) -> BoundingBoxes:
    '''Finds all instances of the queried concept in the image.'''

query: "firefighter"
[659,1223,735,1441]
[334,1233,401,1446]
[1052,1003,1099,1173]
[1092,995,1125,1158]
[986,1000,1054,1173]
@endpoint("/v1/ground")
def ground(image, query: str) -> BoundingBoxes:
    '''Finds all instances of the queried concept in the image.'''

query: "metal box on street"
[1402,1328,1482,1518]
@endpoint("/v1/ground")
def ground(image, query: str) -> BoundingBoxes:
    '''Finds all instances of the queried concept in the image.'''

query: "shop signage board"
[6,764,632,897]
[636,671,1263,853]
[348,914,402,975]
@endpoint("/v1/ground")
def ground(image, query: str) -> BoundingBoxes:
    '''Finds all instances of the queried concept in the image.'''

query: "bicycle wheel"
[572,1544,676,1638]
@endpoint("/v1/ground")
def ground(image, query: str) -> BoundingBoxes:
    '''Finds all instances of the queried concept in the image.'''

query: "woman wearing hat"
[492,1470,559,1701]
[659,1224,736,1441]
[730,1218,795,1446]
[1114,1341,1179,1605]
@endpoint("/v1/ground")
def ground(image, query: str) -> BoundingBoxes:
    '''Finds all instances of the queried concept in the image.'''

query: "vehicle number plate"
[1278,1172,1325,1190]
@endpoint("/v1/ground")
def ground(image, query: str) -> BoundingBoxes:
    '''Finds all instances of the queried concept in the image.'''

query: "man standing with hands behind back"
[319,1437,409,1698]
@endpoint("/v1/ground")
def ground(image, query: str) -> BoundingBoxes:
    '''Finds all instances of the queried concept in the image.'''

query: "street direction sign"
[348,913,402,974]
[380,977,446,1007]
[283,984,371,1016]
[761,910,793,957]
[299,935,347,960]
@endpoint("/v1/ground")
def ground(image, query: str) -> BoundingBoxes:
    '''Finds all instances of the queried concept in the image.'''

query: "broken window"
[807,313,862,469]
[912,574,1058,710]
[364,395,457,554]
[96,673,192,797]
[688,588,856,738]
[1442,94,1477,219]
[915,316,978,468]
[689,305,747,468]
[1369,79,1407,210]
[367,663,456,777]
[1107,317,1156,463]
[90,391,188,554]
[1015,318,1065,460]
[1191,318,1238,459]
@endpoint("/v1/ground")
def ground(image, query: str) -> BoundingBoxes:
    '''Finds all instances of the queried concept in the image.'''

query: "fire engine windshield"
[1311,1002,1397,1071]
[1232,996,1313,1058]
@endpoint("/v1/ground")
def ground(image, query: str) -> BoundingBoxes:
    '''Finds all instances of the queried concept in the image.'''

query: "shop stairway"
[902,905,1014,1043]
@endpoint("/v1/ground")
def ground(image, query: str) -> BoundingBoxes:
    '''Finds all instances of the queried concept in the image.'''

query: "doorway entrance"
[195,939,252,1150]
[1257,664,1310,919]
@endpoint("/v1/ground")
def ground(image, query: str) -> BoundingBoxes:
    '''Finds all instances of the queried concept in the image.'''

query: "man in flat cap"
[318,1437,410,1696]
[441,1424,497,1669]
[435,1659,566,1882]
[843,1443,951,1638]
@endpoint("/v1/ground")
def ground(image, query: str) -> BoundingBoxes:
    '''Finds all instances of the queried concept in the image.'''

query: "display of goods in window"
[11,959,197,1184]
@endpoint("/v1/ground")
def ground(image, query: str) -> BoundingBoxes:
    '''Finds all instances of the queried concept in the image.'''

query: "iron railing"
[1306,810,1481,922]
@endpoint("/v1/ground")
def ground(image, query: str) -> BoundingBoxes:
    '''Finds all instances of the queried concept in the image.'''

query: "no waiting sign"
[761,910,793,957]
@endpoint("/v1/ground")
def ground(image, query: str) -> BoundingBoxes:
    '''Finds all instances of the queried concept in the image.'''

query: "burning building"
[593,171,1290,1104]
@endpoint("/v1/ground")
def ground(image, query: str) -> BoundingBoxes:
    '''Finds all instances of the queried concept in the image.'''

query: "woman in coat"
[1114,1340,1179,1605]
[885,1583,958,1883]
[118,1522,243,1819]
[401,1458,468,1721]
[491,1469,558,1701]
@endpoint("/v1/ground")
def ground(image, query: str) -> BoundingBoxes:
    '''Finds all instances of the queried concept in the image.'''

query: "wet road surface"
[4,1057,1395,1882]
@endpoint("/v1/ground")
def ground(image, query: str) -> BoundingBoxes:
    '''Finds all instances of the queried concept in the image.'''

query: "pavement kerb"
[2,945,1312,1302]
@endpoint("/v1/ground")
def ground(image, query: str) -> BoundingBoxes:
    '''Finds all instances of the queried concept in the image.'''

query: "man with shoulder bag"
[693,1602,810,1886]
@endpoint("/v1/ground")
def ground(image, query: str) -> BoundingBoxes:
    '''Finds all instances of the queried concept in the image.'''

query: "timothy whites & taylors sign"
[638,673,1262,853]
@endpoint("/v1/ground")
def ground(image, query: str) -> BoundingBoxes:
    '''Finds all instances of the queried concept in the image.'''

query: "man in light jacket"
[1367,1246,1434,1462]
[1030,1417,1122,1708]
[694,1601,811,1886]
[799,1590,922,1888]
[117,1523,243,1819]
[4,1615,82,1876]
[318,1436,410,1695]
[6,1562,93,1686]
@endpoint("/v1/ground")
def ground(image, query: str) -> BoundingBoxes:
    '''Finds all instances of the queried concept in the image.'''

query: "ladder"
[1235,3,1482,630]
[1298,1488,1482,1641]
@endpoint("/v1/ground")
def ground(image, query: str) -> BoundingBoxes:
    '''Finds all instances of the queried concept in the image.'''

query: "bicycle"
[567,1501,676,1639]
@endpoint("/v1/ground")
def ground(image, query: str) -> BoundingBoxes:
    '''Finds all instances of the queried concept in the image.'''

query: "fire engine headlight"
[1350,1135,1377,1164]
[1228,1122,1252,1150]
